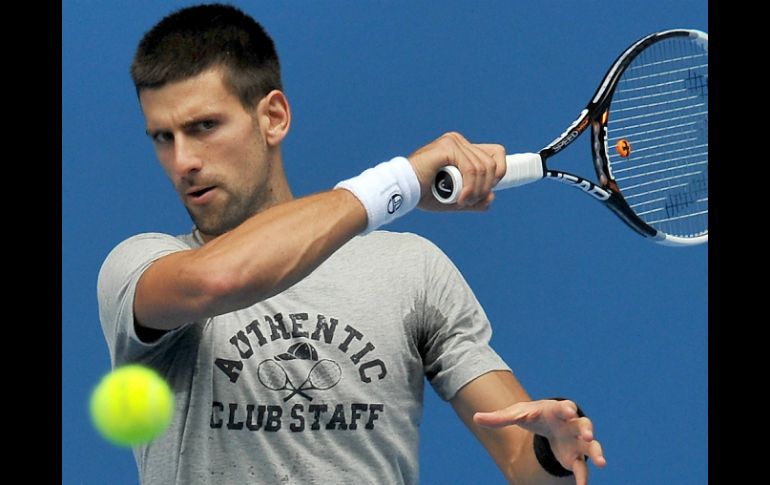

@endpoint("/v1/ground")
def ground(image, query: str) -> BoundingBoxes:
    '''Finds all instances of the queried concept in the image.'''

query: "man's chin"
[188,213,242,238]
[187,210,225,237]
[190,220,226,237]
[185,201,259,237]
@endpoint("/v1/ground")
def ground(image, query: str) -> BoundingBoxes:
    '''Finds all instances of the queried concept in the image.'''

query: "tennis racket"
[431,29,708,246]
[257,360,312,401]
[283,359,342,402]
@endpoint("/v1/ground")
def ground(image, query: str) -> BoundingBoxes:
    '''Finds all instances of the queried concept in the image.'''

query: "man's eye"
[153,132,173,144]
[198,120,217,131]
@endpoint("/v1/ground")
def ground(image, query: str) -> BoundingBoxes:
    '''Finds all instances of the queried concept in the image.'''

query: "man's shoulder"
[350,230,446,257]
[358,230,438,250]
[342,230,450,268]
[98,231,195,280]
[107,231,195,255]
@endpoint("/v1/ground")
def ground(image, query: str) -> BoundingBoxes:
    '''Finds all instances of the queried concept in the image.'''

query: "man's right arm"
[134,132,507,332]
[134,189,365,330]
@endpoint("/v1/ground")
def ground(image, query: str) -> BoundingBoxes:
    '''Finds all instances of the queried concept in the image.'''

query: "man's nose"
[171,137,203,178]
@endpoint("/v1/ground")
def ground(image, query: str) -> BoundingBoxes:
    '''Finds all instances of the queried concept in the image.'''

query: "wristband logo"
[387,193,403,214]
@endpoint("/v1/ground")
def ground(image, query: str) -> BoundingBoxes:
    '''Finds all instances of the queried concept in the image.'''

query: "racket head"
[592,29,708,246]
[257,360,289,390]
[307,359,342,390]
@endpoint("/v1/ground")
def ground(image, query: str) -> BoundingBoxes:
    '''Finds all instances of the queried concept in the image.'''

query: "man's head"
[134,4,293,240]
[131,3,282,111]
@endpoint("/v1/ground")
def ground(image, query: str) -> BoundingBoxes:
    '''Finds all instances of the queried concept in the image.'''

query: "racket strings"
[606,35,708,239]
[612,126,701,151]
[258,361,290,390]
[307,360,342,390]
[610,102,707,123]
[610,92,693,121]
[616,61,708,84]
[614,151,708,179]
[623,52,707,72]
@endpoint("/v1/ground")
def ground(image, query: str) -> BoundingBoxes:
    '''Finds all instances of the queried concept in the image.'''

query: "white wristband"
[335,156,421,234]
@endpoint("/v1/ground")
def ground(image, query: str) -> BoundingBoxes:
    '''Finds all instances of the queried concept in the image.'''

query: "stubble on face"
[185,122,274,237]
[184,173,270,236]
[141,68,288,241]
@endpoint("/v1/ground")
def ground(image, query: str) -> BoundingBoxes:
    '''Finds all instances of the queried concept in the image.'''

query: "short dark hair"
[131,3,282,109]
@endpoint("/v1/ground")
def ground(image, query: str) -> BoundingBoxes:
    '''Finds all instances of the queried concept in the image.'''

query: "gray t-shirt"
[97,230,510,485]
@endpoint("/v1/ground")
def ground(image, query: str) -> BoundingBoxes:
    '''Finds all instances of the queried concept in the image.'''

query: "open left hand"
[473,399,607,485]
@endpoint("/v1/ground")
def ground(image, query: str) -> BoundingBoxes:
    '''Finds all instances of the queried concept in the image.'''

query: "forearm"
[451,371,578,485]
[468,416,571,484]
[135,189,366,329]
[200,188,365,307]
[501,433,576,485]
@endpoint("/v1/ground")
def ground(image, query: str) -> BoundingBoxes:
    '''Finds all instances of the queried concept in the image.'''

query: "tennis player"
[97,3,606,484]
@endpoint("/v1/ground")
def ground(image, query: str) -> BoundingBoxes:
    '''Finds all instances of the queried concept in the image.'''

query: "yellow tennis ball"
[89,364,174,447]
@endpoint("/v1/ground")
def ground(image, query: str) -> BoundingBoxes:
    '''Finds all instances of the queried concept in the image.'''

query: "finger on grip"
[431,152,543,204]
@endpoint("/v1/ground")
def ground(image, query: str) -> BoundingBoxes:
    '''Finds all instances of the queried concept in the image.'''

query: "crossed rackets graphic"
[257,343,342,402]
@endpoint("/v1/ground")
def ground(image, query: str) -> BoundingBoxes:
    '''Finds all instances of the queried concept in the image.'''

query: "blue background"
[62,1,708,483]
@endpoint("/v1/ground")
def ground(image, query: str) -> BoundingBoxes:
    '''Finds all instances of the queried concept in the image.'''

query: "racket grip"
[431,152,543,204]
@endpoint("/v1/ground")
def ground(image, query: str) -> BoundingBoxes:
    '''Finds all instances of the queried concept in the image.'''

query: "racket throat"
[546,171,610,201]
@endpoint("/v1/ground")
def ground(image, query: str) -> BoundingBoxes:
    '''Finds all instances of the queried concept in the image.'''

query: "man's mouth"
[188,186,214,198]
[186,186,217,204]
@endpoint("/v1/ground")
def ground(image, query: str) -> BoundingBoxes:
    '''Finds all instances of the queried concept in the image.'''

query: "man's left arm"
[450,370,606,485]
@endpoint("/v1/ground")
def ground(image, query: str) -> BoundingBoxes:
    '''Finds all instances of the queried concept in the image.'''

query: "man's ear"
[257,90,291,147]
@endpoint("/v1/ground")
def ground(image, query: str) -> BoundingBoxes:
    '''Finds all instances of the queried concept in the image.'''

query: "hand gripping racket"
[432,29,708,247]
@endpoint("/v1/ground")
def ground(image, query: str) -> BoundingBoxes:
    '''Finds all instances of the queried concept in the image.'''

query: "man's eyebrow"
[180,117,212,130]
[145,113,222,137]
[145,127,167,138]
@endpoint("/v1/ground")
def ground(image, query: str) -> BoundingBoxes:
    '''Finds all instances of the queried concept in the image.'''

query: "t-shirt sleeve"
[416,239,511,402]
[96,232,193,366]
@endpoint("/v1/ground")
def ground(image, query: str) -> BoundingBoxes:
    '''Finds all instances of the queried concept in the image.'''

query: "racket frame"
[431,29,708,246]
[538,29,708,246]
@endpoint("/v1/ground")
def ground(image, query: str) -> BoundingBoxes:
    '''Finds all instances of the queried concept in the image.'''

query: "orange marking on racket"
[615,139,631,157]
